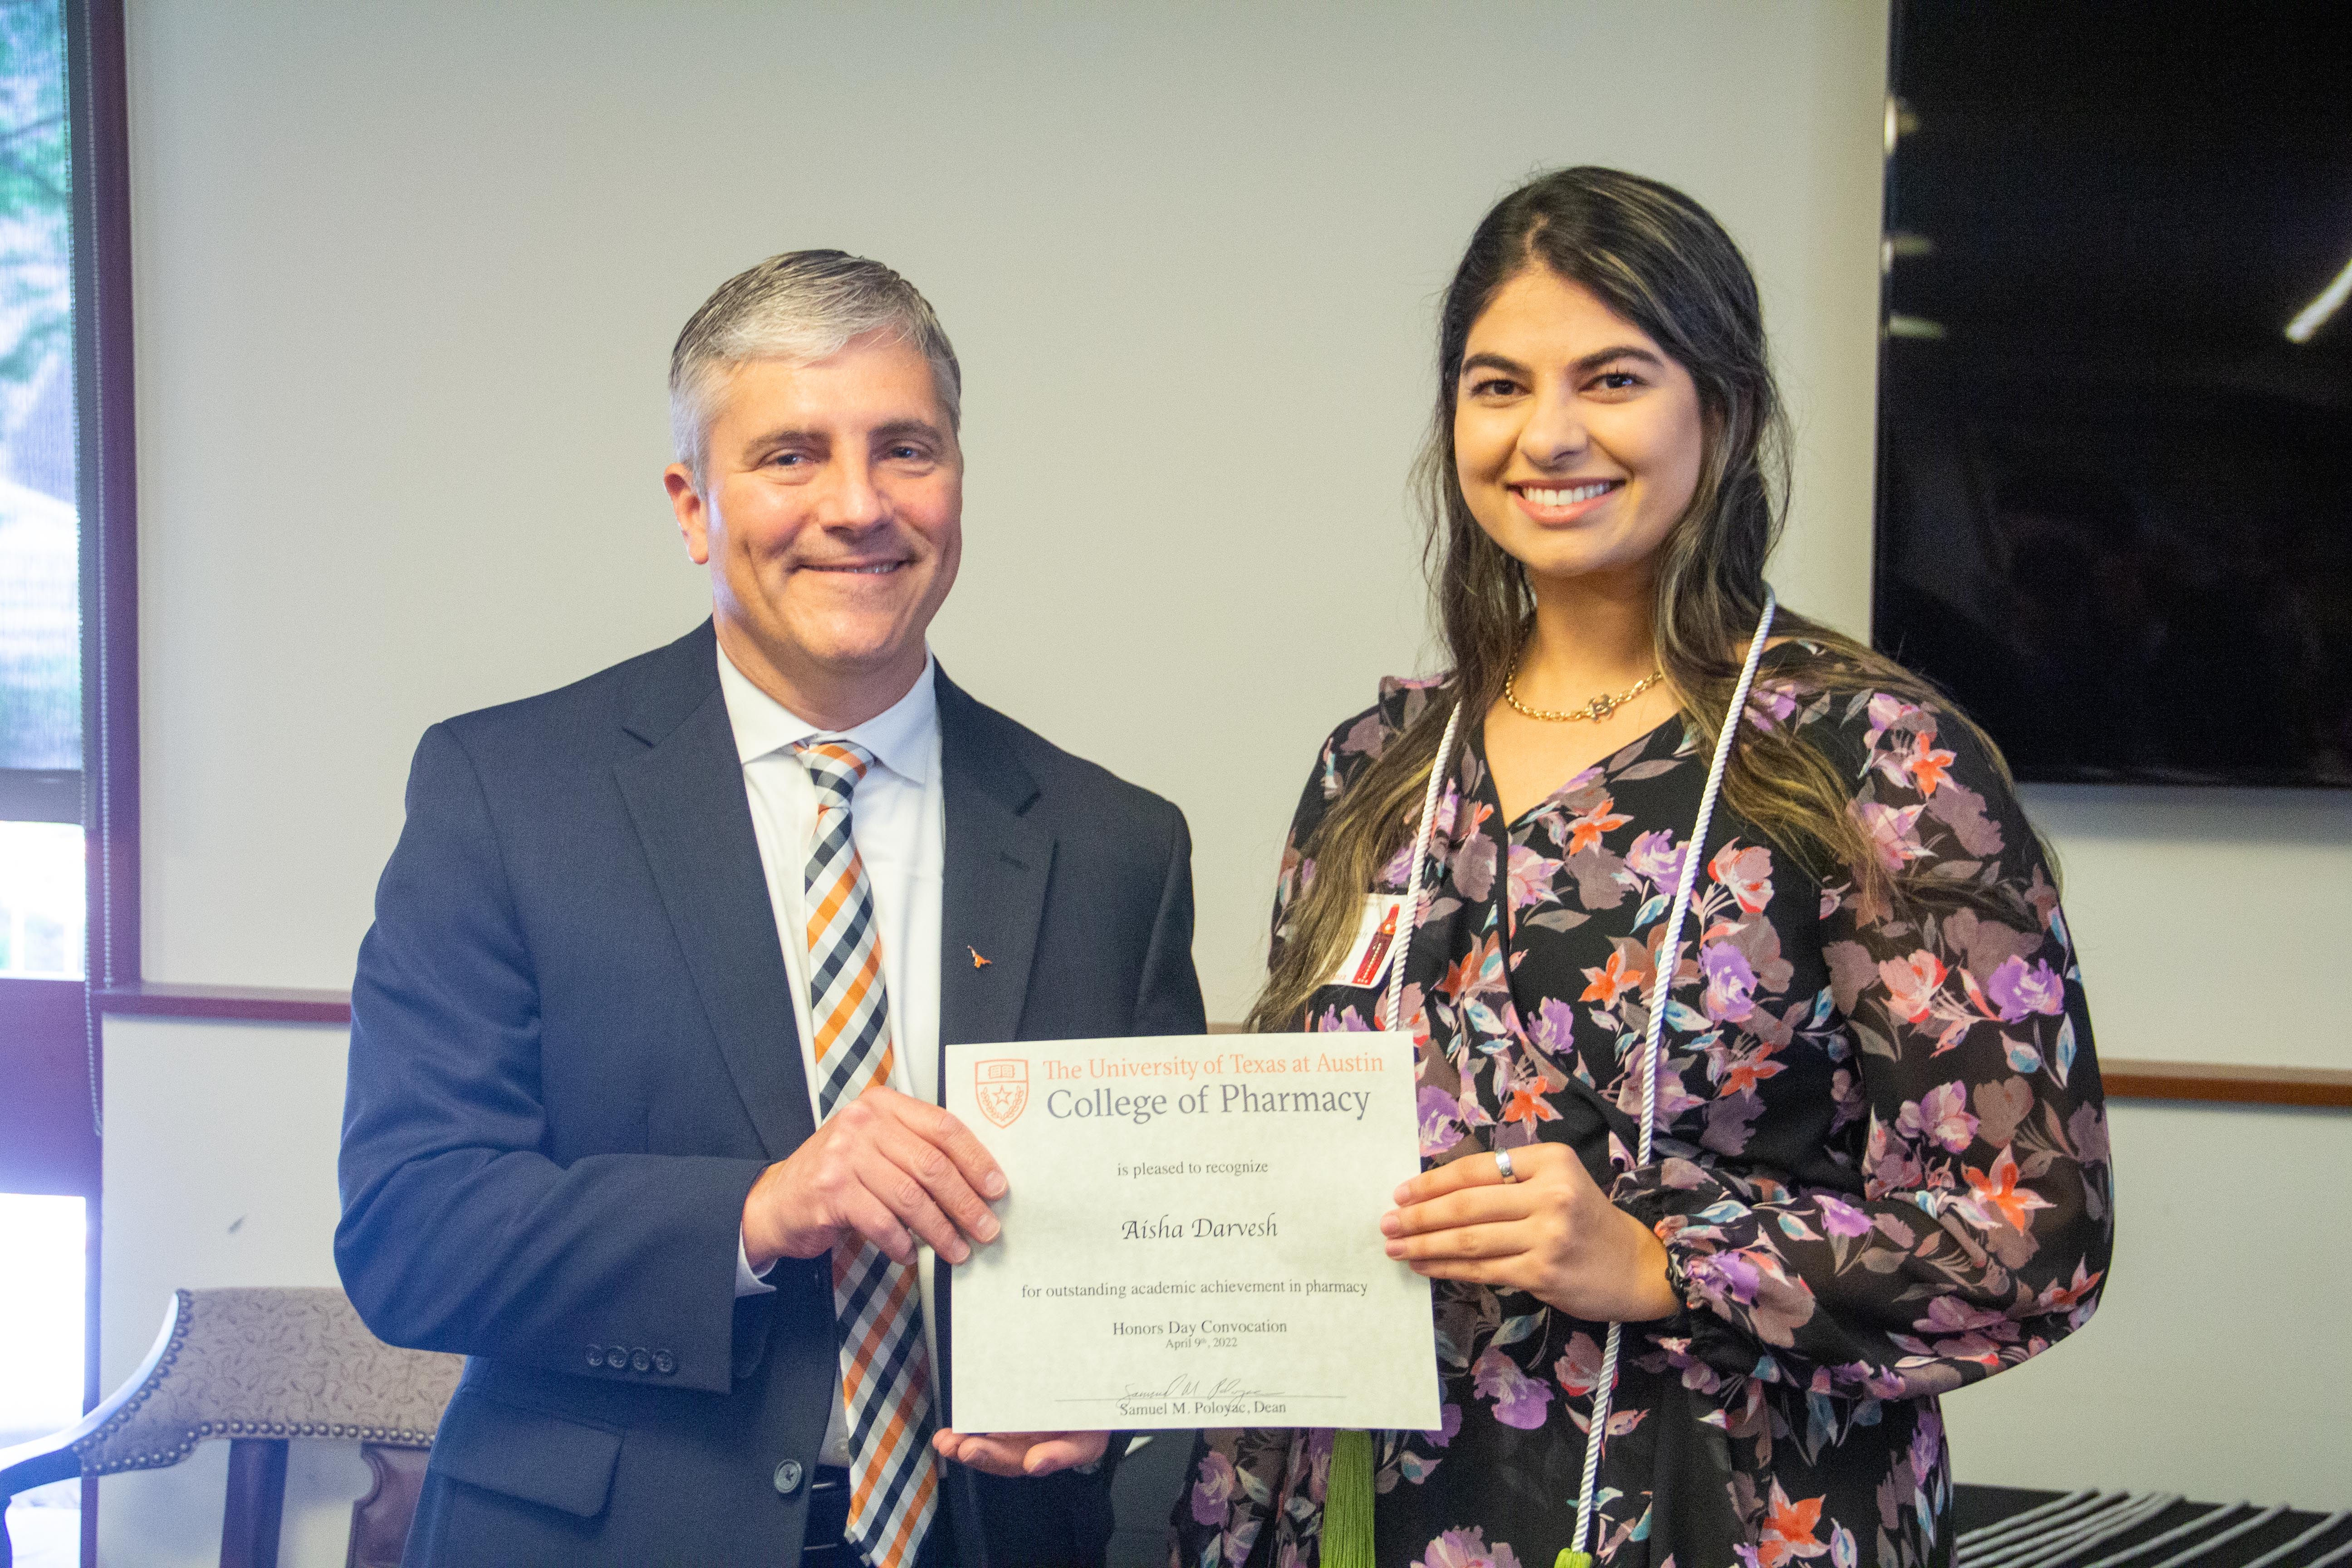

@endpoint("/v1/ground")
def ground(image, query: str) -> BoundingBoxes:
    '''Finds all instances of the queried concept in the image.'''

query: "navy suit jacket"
[336,621,1205,1566]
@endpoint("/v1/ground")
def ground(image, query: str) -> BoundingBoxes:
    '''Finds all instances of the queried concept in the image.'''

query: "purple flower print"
[1688,1247,1763,1305]
[1914,1294,2015,1339]
[1641,1063,1708,1125]
[1431,785,1461,843]
[1190,1447,1239,1526]
[1305,1428,1333,1497]
[1701,941,1759,1024]
[1453,831,1498,902]
[1911,1406,1945,1479]
[1864,1119,1924,1196]
[1709,842,1775,914]
[1984,956,2065,1022]
[1864,691,1920,749]
[1314,1004,1372,1033]
[2068,1102,2111,1167]
[1530,995,1578,1057]
[1854,801,1928,872]
[1747,680,1799,731]
[1470,1346,1553,1430]
[1898,1082,1978,1154]
[1625,828,1686,889]
[1432,1401,1463,1447]
[1418,1086,1467,1156]
[1507,843,1561,910]
[1415,1526,1525,1568]
[1816,1193,1874,1238]
[1395,981,1428,1048]
[1554,1330,1605,1396]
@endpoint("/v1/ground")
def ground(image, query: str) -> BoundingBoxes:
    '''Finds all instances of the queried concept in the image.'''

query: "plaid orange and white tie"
[794,739,938,1568]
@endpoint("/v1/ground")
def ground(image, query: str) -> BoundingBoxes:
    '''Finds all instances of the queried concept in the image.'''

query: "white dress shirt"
[716,644,946,1466]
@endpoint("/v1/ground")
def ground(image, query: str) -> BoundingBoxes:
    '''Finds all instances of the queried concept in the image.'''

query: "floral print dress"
[1172,647,2113,1568]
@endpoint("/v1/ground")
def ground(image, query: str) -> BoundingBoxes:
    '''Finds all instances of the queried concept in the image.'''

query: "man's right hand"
[742,1085,1006,1270]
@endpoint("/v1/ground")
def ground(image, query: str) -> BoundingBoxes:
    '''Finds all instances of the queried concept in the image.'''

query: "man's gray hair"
[669,250,963,482]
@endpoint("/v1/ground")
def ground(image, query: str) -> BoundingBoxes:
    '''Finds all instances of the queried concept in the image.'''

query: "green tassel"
[1324,1430,1375,1568]
[1555,1553,1595,1568]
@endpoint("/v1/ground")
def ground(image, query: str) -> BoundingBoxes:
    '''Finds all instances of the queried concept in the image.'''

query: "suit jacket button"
[585,1346,603,1368]
[630,1348,652,1373]
[774,1460,804,1495]
[608,1345,630,1370]
[653,1350,676,1375]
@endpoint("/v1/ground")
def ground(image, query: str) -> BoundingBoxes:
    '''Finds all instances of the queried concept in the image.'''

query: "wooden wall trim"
[96,984,352,1025]
[1211,1029,2347,1109]
[81,1006,2351,1108]
[2099,1057,2352,1109]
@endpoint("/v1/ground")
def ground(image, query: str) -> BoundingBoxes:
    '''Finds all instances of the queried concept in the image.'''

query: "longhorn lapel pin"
[967,946,991,969]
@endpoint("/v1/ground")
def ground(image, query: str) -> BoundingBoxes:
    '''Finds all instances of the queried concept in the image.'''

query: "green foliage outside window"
[0,0,76,775]
[0,0,67,397]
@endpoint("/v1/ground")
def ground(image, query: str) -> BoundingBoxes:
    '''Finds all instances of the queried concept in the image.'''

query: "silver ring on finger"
[1494,1148,1519,1183]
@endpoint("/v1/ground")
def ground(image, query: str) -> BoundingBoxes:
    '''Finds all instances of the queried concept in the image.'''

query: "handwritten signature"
[1121,1373,1267,1401]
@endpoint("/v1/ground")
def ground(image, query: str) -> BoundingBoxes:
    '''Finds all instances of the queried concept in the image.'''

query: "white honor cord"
[1570,587,1777,1560]
[1364,696,1464,1477]
[1378,698,1468,1034]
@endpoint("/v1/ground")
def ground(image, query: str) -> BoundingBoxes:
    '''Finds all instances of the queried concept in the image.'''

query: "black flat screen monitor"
[1873,0,2352,787]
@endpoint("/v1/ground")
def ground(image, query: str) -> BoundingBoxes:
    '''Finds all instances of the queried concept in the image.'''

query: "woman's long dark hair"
[1250,167,2015,1033]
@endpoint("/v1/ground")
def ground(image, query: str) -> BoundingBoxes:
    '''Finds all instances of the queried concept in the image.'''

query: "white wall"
[127,0,1891,1019]
[2020,785,2352,1069]
[1940,1100,2352,1508]
[96,1017,369,1568]
[98,0,2349,1558]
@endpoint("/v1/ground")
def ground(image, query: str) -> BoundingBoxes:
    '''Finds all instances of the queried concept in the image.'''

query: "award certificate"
[943,1033,1440,1433]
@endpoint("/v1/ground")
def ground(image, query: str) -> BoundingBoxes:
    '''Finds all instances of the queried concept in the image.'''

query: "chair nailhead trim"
[72,1291,442,1477]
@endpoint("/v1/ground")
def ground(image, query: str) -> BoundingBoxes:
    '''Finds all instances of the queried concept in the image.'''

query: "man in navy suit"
[337,252,1204,1566]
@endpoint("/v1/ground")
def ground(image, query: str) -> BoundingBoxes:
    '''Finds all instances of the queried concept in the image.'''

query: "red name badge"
[1327,895,1406,990]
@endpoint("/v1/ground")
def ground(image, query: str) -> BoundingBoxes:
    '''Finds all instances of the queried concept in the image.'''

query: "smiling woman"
[1451,273,1706,595]
[1452,268,1709,823]
[1176,167,2113,1568]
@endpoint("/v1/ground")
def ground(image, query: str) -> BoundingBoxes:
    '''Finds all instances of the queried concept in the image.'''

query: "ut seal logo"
[975,1059,1029,1128]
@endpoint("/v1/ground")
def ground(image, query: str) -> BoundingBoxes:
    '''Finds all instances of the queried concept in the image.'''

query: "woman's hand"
[1382,1142,1680,1323]
[930,1428,1110,1479]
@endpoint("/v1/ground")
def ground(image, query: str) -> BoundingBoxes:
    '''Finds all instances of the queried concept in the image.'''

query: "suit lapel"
[935,672,1054,1055]
[933,672,1051,1568]
[613,625,815,1161]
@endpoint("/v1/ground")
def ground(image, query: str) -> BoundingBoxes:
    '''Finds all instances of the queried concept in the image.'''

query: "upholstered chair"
[0,1287,461,1568]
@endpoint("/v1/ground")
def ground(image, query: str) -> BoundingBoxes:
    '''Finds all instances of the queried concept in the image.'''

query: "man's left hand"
[930,1429,1110,1478]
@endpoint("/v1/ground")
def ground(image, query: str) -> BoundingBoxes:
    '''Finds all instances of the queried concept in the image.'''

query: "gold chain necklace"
[1502,661,1664,723]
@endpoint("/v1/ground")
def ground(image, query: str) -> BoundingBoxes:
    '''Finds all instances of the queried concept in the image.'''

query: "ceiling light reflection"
[2285,253,2352,344]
